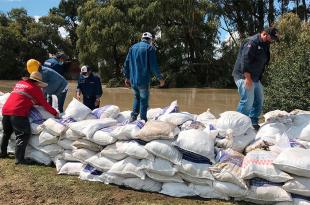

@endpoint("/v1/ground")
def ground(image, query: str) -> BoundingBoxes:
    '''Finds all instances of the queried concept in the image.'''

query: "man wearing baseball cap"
[76,65,103,110]
[232,27,279,131]
[123,32,165,122]
[0,70,58,165]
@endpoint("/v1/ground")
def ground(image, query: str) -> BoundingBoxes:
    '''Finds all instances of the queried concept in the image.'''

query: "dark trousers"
[1,115,31,163]
[83,96,99,110]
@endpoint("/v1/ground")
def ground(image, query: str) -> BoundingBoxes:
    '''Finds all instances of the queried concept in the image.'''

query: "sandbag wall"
[1,93,310,205]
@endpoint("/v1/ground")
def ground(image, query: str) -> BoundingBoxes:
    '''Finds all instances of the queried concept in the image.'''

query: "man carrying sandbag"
[0,71,58,164]
[27,59,68,113]
[123,32,165,122]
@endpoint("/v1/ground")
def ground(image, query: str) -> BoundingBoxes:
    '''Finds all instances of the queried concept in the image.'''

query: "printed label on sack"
[217,150,243,167]
[91,105,112,118]
[29,107,45,124]
[250,177,284,187]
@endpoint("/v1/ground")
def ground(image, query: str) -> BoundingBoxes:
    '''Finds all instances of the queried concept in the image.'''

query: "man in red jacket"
[0,71,58,165]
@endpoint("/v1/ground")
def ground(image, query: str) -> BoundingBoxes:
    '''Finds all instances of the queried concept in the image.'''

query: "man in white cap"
[76,65,103,110]
[123,32,165,122]
[0,70,58,165]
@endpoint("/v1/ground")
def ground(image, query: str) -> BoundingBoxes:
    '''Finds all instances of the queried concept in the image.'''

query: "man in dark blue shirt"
[76,65,103,110]
[44,53,67,77]
[123,32,165,122]
[232,27,278,130]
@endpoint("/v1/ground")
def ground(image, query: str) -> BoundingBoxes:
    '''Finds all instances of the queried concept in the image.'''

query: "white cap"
[142,32,153,40]
[81,65,89,73]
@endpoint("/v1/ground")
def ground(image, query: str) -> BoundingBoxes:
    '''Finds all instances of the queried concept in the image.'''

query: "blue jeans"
[235,79,264,125]
[131,86,149,121]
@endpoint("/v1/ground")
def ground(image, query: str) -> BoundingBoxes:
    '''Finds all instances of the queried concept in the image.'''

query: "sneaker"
[253,124,260,131]
[15,158,36,165]
[0,153,8,158]
[129,116,137,123]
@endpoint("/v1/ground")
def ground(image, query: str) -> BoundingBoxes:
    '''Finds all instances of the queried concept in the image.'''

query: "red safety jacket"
[2,80,58,117]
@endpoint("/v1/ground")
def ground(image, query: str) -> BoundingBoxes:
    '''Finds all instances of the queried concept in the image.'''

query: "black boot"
[253,124,260,131]
[15,158,36,165]
[0,152,8,158]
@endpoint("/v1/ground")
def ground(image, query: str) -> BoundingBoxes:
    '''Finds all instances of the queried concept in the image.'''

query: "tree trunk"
[268,0,275,26]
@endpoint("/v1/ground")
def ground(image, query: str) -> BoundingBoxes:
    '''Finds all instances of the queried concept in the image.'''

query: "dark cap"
[264,27,279,40]
[56,52,67,60]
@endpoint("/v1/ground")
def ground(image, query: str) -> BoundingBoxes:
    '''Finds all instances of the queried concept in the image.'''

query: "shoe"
[129,116,137,123]
[15,158,36,165]
[253,124,260,131]
[0,153,8,158]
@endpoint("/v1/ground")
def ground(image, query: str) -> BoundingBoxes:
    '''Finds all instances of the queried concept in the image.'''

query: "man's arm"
[148,47,162,81]
[241,41,257,89]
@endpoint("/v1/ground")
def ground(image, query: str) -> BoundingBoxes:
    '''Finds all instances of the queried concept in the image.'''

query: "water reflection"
[0,81,239,116]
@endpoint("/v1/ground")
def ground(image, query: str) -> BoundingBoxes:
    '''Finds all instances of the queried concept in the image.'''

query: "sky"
[0,0,60,16]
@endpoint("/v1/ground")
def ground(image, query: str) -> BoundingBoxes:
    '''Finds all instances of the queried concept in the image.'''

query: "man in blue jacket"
[123,32,165,122]
[76,65,103,110]
[232,27,278,130]
[26,59,68,113]
[43,53,67,77]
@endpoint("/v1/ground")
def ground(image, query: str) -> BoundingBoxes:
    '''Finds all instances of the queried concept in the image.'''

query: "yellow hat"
[26,59,41,74]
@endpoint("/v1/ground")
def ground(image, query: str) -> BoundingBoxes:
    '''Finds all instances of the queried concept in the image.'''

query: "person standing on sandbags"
[76,65,103,110]
[232,27,279,131]
[0,71,58,165]
[27,59,68,114]
[123,32,165,122]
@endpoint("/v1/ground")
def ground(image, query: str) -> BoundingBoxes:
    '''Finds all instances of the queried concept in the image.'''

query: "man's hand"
[159,79,165,87]
[55,112,61,119]
[76,91,81,101]
[244,72,253,90]
[95,98,100,107]
[125,78,131,87]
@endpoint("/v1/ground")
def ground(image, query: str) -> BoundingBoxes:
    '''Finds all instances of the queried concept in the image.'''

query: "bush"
[264,14,310,112]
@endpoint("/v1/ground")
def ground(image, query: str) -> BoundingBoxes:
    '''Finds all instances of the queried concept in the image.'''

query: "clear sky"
[0,0,60,16]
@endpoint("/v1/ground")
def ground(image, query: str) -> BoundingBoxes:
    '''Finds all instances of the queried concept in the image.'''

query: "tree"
[264,13,310,112]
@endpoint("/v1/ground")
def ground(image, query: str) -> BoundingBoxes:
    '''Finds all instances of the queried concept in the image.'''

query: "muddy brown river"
[0,80,239,117]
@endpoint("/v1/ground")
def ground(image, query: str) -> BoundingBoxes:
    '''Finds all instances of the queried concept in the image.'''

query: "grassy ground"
[0,157,252,205]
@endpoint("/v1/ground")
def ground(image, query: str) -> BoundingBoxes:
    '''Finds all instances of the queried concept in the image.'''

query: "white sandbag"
[100,143,127,160]
[273,148,310,178]
[123,177,162,192]
[72,139,102,152]
[145,171,183,183]
[291,113,310,126]
[31,123,44,135]
[215,111,252,136]
[39,130,58,146]
[85,154,116,172]
[135,120,180,141]
[241,150,293,182]
[216,128,256,153]
[39,144,64,157]
[144,140,181,164]
[147,108,164,120]
[111,120,144,140]
[177,172,213,185]
[57,139,74,150]
[286,123,310,141]
[63,98,91,121]
[158,112,194,126]
[180,120,206,131]
[29,105,55,124]
[213,181,248,198]
[196,109,216,123]
[160,182,195,197]
[72,148,96,162]
[25,146,52,165]
[53,156,66,172]
[256,123,288,141]
[42,118,67,136]
[245,180,292,203]
[68,118,117,138]
[92,105,120,119]
[79,164,104,183]
[175,159,214,180]
[209,149,247,189]
[264,110,292,124]
[139,158,177,177]
[62,150,79,161]
[189,183,229,200]
[63,128,82,140]
[85,113,97,120]
[89,129,117,146]
[107,157,145,179]
[96,172,125,186]
[283,177,310,197]
[58,162,83,175]
[173,129,216,163]
[28,135,40,150]
[116,110,131,123]
[116,141,153,160]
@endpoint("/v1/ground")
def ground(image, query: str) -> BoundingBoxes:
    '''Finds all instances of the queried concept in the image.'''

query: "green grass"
[0,158,251,205]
